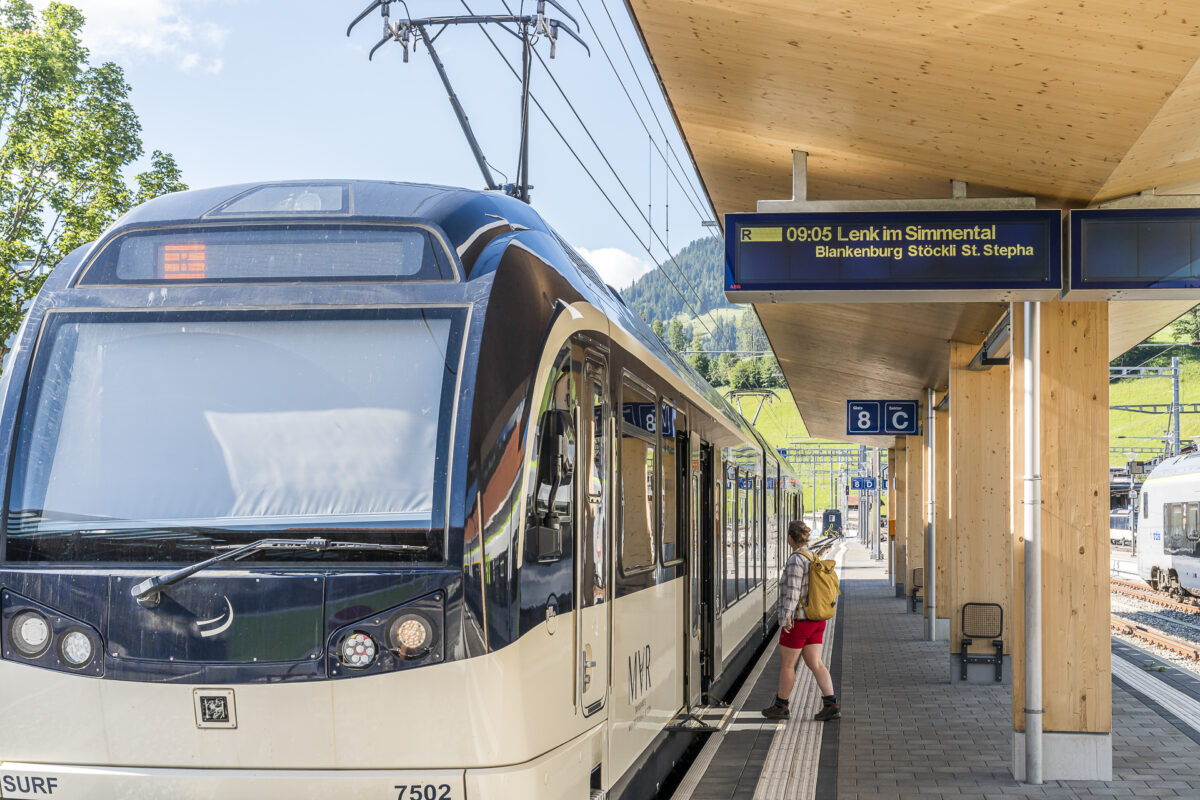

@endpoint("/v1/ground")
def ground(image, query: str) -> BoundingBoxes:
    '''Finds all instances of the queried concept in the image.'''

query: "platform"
[672,542,1200,799]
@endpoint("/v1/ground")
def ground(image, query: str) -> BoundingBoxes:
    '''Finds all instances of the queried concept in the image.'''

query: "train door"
[684,433,703,708]
[699,443,718,693]
[577,351,610,715]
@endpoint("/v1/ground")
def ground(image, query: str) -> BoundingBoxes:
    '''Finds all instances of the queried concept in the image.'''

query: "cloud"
[576,247,655,289]
[37,0,229,73]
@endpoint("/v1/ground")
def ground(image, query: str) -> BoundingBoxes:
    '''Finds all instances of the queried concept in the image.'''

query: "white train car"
[0,181,802,799]
[1137,453,1200,595]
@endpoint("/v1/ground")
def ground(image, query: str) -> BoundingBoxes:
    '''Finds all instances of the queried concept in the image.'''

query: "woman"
[761,520,839,721]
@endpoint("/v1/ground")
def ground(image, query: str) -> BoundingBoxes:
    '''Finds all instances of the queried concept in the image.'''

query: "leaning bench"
[960,602,1004,682]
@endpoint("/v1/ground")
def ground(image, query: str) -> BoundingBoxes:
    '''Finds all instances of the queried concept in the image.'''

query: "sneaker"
[761,702,790,719]
[814,702,841,722]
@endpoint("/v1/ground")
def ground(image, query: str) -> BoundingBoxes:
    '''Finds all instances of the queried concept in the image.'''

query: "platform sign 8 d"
[846,400,920,436]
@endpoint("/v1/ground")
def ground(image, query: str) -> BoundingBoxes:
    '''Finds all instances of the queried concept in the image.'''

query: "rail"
[1110,578,1200,615]
[1110,615,1200,661]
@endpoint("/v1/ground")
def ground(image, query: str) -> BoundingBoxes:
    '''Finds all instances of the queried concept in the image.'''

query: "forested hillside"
[621,236,731,322]
[619,235,782,390]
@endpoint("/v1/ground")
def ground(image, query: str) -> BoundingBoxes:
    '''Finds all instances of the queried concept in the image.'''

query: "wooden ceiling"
[626,0,1200,442]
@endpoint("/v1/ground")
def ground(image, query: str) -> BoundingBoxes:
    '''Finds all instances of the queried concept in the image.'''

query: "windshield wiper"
[130,537,427,606]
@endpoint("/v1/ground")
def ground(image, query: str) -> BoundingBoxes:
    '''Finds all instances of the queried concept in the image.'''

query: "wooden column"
[905,430,924,608]
[887,446,897,582]
[893,439,907,595]
[931,392,951,638]
[1010,301,1112,780]
[948,340,1011,682]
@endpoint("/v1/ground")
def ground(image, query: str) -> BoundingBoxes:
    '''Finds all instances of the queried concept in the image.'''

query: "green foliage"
[708,351,737,387]
[687,351,711,382]
[0,0,186,354]
[651,319,665,341]
[1170,306,1200,343]
[620,236,731,323]
[736,310,768,352]
[667,318,688,352]
[727,356,785,389]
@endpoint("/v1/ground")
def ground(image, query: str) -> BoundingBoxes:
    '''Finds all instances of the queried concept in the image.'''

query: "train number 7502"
[394,784,452,800]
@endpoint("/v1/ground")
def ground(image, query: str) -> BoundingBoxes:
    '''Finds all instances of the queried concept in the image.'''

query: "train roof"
[1146,453,1200,481]
[58,179,798,481]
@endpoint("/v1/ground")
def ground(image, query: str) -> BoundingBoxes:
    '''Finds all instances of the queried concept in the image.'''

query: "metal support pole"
[1172,356,1182,457]
[1023,302,1044,785]
[926,387,937,641]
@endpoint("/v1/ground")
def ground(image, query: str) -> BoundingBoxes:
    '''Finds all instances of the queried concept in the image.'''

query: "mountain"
[620,236,733,323]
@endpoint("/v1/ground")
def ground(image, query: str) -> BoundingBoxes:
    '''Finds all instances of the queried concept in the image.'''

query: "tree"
[651,319,665,341]
[736,310,769,352]
[1170,306,1200,342]
[727,358,759,389]
[0,0,186,354]
[709,352,738,387]
[667,318,689,352]
[687,351,711,382]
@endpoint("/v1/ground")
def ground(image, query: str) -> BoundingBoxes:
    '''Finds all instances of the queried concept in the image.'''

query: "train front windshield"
[4,308,464,563]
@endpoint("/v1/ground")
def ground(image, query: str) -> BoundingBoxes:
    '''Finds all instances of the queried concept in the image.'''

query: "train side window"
[1143,490,1148,518]
[1165,502,1186,554]
[739,471,749,597]
[526,348,576,564]
[1189,502,1200,545]
[619,378,657,576]
[724,462,737,607]
[659,403,684,566]
[766,475,778,582]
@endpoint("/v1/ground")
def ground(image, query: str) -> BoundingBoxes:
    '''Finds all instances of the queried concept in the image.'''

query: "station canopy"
[627,0,1200,446]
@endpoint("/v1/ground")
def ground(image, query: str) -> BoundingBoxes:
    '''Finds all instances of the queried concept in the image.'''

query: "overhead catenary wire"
[513,31,719,330]
[457,0,719,341]
[573,0,718,236]
[487,0,718,325]
[588,0,715,226]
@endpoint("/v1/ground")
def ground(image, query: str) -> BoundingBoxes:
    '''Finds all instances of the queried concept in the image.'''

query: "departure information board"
[1069,208,1200,299]
[725,209,1062,302]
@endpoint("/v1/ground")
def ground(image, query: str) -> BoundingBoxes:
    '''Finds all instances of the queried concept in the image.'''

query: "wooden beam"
[906,431,925,599]
[934,393,951,625]
[949,341,1012,652]
[894,439,907,593]
[1011,302,1112,735]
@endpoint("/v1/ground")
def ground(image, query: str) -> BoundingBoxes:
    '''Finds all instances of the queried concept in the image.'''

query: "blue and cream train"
[0,181,801,799]
[1137,452,1200,596]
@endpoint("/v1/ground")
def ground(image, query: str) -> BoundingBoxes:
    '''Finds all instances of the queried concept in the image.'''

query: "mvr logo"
[628,644,652,702]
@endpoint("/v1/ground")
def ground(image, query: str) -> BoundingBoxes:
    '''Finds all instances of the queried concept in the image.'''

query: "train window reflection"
[723,462,736,606]
[660,403,682,565]
[5,309,464,562]
[583,363,608,606]
[620,380,656,576]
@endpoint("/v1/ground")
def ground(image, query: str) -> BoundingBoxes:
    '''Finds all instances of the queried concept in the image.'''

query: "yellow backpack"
[800,550,841,621]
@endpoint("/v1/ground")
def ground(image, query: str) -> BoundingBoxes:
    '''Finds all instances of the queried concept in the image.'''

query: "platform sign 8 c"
[847,399,920,436]
[846,401,882,435]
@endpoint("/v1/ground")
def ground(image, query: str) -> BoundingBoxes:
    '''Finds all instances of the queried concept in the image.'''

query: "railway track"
[1111,615,1200,662]
[1110,578,1200,615]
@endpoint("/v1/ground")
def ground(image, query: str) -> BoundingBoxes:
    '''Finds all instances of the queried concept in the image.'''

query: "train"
[0,180,803,799]
[1137,452,1200,596]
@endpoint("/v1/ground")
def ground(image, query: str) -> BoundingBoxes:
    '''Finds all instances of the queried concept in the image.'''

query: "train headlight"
[338,631,378,669]
[60,629,95,667]
[388,613,433,658]
[10,611,50,657]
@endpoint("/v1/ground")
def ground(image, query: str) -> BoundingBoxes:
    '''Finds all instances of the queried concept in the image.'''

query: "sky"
[44,0,719,289]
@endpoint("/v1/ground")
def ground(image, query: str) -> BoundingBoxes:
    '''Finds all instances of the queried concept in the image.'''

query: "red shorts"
[779,619,826,649]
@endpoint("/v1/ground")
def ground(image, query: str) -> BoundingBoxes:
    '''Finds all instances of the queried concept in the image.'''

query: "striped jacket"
[779,547,814,627]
